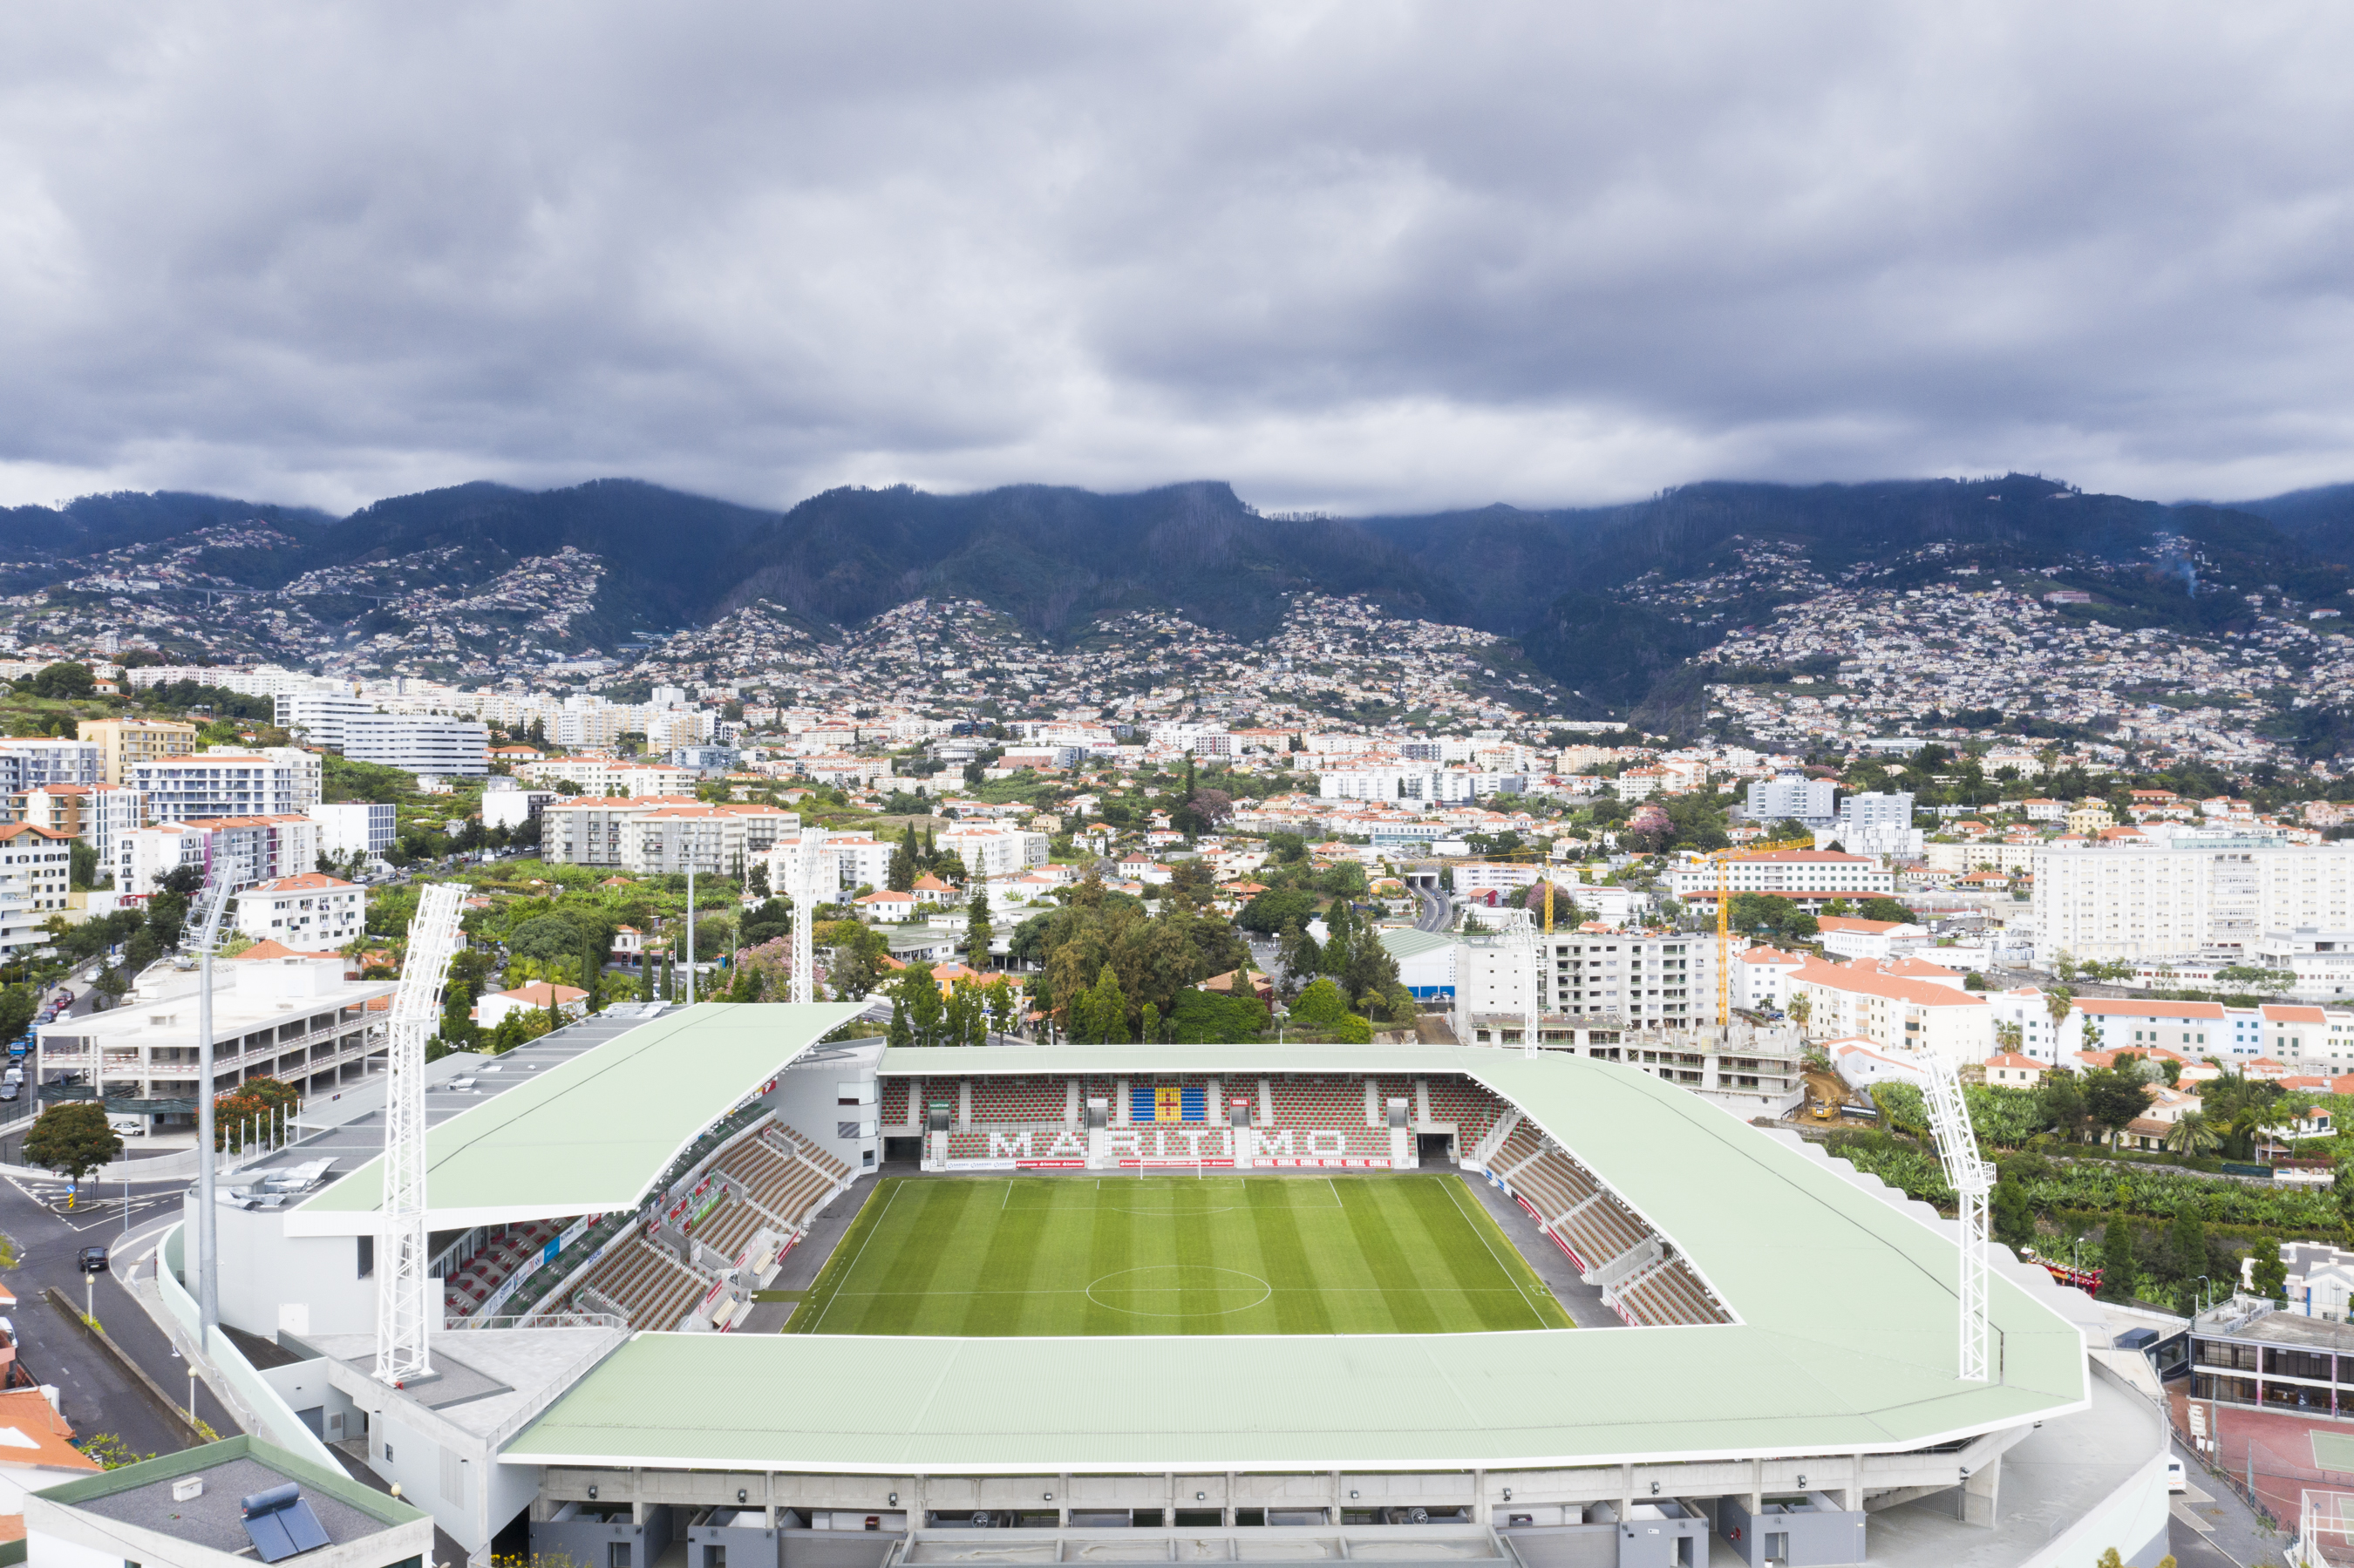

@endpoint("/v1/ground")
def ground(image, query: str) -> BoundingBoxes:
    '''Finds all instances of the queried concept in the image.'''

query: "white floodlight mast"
[791,826,825,1006]
[374,882,467,1386]
[1507,924,1542,1058]
[192,872,235,1336]
[1922,1056,1993,1382]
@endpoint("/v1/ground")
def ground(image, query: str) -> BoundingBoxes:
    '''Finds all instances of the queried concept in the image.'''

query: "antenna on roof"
[1922,1055,1992,1381]
[375,881,465,1387]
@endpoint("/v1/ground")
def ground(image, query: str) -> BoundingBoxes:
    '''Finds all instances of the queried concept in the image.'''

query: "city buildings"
[235,872,367,948]
[1665,849,1894,908]
[341,714,490,777]
[308,801,397,860]
[16,781,140,869]
[78,716,196,784]
[2034,837,2354,960]
[0,821,73,956]
[33,947,391,1126]
[130,750,320,823]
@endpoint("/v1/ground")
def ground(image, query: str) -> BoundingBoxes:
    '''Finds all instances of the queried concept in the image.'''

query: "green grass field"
[786,1174,1574,1336]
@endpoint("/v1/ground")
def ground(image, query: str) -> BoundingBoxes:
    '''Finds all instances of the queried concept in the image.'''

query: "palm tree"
[2043,985,2075,1036]
[1995,1021,2024,1054]
[2162,1110,2219,1157]
[1787,993,1813,1034]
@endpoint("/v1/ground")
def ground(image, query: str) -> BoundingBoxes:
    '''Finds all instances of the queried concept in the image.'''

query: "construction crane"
[1705,838,1819,1024]
[1922,1055,1993,1382]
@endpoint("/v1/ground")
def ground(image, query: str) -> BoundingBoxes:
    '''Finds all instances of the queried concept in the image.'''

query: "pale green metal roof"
[287,1001,865,1233]
[1379,928,1458,960]
[506,1045,2088,1473]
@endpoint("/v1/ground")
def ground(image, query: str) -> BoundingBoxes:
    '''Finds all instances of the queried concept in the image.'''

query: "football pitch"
[786,1173,1575,1336]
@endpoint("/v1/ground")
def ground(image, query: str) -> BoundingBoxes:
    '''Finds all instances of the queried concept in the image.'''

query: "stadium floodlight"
[375,881,467,1387]
[1507,923,1543,1058]
[791,825,826,1006]
[1922,1054,1993,1382]
[191,870,235,1336]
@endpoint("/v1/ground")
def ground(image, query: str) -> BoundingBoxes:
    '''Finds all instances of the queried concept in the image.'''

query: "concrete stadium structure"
[166,1004,2174,1568]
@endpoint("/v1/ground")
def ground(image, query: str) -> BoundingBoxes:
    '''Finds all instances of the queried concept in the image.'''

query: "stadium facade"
[161,1005,2174,1568]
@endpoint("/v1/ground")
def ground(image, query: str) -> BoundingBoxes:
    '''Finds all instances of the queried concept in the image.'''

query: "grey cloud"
[0,1,2348,516]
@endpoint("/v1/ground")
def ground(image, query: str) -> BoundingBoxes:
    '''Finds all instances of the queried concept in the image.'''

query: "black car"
[78,1246,107,1274]
[0,1083,17,1102]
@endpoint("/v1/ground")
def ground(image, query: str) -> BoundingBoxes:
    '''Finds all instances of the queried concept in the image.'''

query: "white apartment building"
[1985,986,2067,1065]
[17,783,142,869]
[0,736,101,792]
[1317,767,1479,804]
[481,788,555,832]
[309,801,397,859]
[1925,839,2041,875]
[1746,772,1837,827]
[2034,837,2354,961]
[274,692,378,750]
[542,798,798,873]
[130,750,320,822]
[1786,955,1992,1065]
[236,872,366,947]
[766,831,896,899]
[936,824,1051,880]
[344,715,490,777]
[1816,916,1929,963]
[0,822,73,957]
[2250,929,2354,1001]
[1732,944,1806,1011]
[117,814,321,896]
[1454,928,1712,1037]
[1666,850,1894,906]
[34,948,392,1117]
[517,755,696,797]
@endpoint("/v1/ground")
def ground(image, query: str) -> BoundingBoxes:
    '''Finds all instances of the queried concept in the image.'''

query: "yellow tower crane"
[1708,838,1820,1025]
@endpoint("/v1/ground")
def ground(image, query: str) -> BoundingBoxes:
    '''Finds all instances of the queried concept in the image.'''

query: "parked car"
[0,1084,18,1103]
[106,1115,146,1137]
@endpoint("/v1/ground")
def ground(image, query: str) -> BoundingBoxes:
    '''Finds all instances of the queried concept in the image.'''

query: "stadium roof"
[286,1001,865,1234]
[506,1044,2089,1473]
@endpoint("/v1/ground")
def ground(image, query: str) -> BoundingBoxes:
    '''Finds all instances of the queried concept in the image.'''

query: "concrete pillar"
[958,1078,970,1129]
[1961,1455,2000,1527]
[1471,1469,1486,1526]
[1260,1078,1274,1124]
[1116,1078,1130,1126]
[1066,1078,1078,1126]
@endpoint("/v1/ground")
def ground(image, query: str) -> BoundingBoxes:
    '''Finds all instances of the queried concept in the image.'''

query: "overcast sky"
[2,2,2349,518]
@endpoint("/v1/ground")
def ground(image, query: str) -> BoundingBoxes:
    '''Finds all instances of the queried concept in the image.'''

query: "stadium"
[165,1001,2172,1568]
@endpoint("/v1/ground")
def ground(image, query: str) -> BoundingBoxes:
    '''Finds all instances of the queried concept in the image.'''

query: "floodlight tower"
[790,825,827,1006]
[1922,1055,1993,1381]
[191,872,235,1335]
[375,882,466,1386]
[1508,920,1544,1059]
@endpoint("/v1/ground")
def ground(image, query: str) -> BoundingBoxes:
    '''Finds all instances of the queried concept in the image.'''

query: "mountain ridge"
[7,471,2350,722]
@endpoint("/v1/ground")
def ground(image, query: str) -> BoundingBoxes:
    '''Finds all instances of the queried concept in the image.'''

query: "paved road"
[2172,1435,2294,1568]
[1414,879,1452,933]
[0,1166,239,1461]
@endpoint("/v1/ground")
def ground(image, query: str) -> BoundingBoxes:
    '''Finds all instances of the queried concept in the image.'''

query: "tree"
[1138,1001,1162,1042]
[965,877,994,965]
[2215,965,2296,996]
[892,963,945,1047]
[1786,993,1812,1032]
[30,662,93,701]
[2038,1068,2085,1141]
[2162,1110,2220,1158]
[1081,964,1130,1043]
[2080,1069,2151,1145]
[1291,977,1350,1026]
[2042,986,2075,1035]
[2167,1203,2208,1283]
[1990,1180,2036,1251]
[2099,1218,2137,1301]
[24,1103,120,1181]
[1994,1021,2023,1054]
